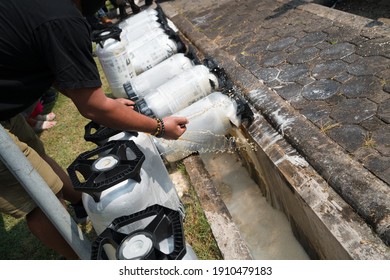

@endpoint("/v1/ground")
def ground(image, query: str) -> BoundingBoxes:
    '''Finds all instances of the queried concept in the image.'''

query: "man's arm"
[62,87,188,140]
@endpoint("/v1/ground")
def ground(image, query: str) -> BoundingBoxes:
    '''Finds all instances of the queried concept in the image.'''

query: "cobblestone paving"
[179,0,390,185]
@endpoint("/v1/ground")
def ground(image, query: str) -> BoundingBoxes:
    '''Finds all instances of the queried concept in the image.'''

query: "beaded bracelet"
[152,118,161,137]
[152,118,165,138]
[158,118,165,138]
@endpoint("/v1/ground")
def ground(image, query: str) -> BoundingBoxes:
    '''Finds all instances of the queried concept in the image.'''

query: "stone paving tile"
[379,99,390,123]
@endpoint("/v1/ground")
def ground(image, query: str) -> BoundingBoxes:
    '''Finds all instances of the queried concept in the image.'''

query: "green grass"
[0,214,60,259]
[0,93,96,260]
[181,181,222,259]
[175,163,222,260]
[0,57,222,260]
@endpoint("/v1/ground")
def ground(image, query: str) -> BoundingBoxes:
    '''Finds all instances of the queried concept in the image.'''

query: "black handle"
[91,204,187,260]
[91,25,123,48]
[67,140,145,202]
[84,121,139,145]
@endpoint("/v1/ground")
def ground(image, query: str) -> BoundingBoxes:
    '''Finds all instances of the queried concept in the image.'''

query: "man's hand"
[162,116,188,140]
[115,98,135,109]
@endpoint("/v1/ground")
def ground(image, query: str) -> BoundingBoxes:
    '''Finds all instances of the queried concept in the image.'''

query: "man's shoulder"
[0,0,82,30]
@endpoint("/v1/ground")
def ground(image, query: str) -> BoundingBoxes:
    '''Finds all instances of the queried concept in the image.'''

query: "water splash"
[274,153,309,168]
[156,93,256,162]
[176,98,233,120]
[270,108,295,136]
[157,129,257,161]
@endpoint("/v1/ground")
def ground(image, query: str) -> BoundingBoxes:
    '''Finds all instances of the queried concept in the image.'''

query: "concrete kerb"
[160,2,390,249]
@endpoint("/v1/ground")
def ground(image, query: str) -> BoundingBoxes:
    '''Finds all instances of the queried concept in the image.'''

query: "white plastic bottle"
[154,92,242,162]
[128,33,183,75]
[136,65,220,118]
[121,20,163,45]
[124,53,195,100]
[95,33,136,98]
[120,6,159,29]
[124,26,166,53]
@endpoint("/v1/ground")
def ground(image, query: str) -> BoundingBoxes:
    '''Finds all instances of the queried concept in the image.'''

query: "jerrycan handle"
[84,121,121,145]
[67,140,145,202]
[91,25,122,48]
[91,204,187,260]
[84,121,139,145]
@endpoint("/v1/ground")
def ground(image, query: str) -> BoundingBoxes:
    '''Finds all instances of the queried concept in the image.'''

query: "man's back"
[0,0,98,120]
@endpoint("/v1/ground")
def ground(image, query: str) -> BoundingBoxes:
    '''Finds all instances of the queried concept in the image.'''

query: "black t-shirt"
[0,0,102,120]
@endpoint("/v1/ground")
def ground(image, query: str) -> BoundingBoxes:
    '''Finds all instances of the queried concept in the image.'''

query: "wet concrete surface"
[153,0,390,255]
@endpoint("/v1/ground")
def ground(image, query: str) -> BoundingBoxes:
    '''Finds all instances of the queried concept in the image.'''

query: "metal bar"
[0,124,91,259]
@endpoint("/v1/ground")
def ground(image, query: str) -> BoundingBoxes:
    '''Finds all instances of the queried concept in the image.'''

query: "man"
[0,0,188,259]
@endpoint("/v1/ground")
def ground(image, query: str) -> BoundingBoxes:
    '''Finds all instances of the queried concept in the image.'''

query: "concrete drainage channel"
[181,117,389,259]
[179,118,390,259]
[157,4,390,259]
[182,150,310,260]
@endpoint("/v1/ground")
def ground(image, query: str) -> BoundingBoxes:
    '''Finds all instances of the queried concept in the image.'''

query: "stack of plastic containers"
[70,4,254,260]
[94,6,186,98]
[67,136,195,259]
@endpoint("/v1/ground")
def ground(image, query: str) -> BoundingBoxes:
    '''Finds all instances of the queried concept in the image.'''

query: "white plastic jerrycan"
[67,138,184,236]
[94,27,136,99]
[154,92,252,162]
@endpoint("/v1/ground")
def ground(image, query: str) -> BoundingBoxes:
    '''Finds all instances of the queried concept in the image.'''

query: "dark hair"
[80,0,106,16]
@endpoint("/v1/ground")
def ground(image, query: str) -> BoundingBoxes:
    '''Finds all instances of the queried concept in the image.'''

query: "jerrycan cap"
[158,19,186,54]
[93,155,119,172]
[226,88,254,126]
[203,58,232,90]
[118,233,154,260]
[155,4,169,25]
[170,32,187,54]
[186,46,202,65]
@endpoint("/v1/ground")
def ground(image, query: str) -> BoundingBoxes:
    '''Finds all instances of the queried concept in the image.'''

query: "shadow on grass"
[0,214,60,260]
[0,212,97,260]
